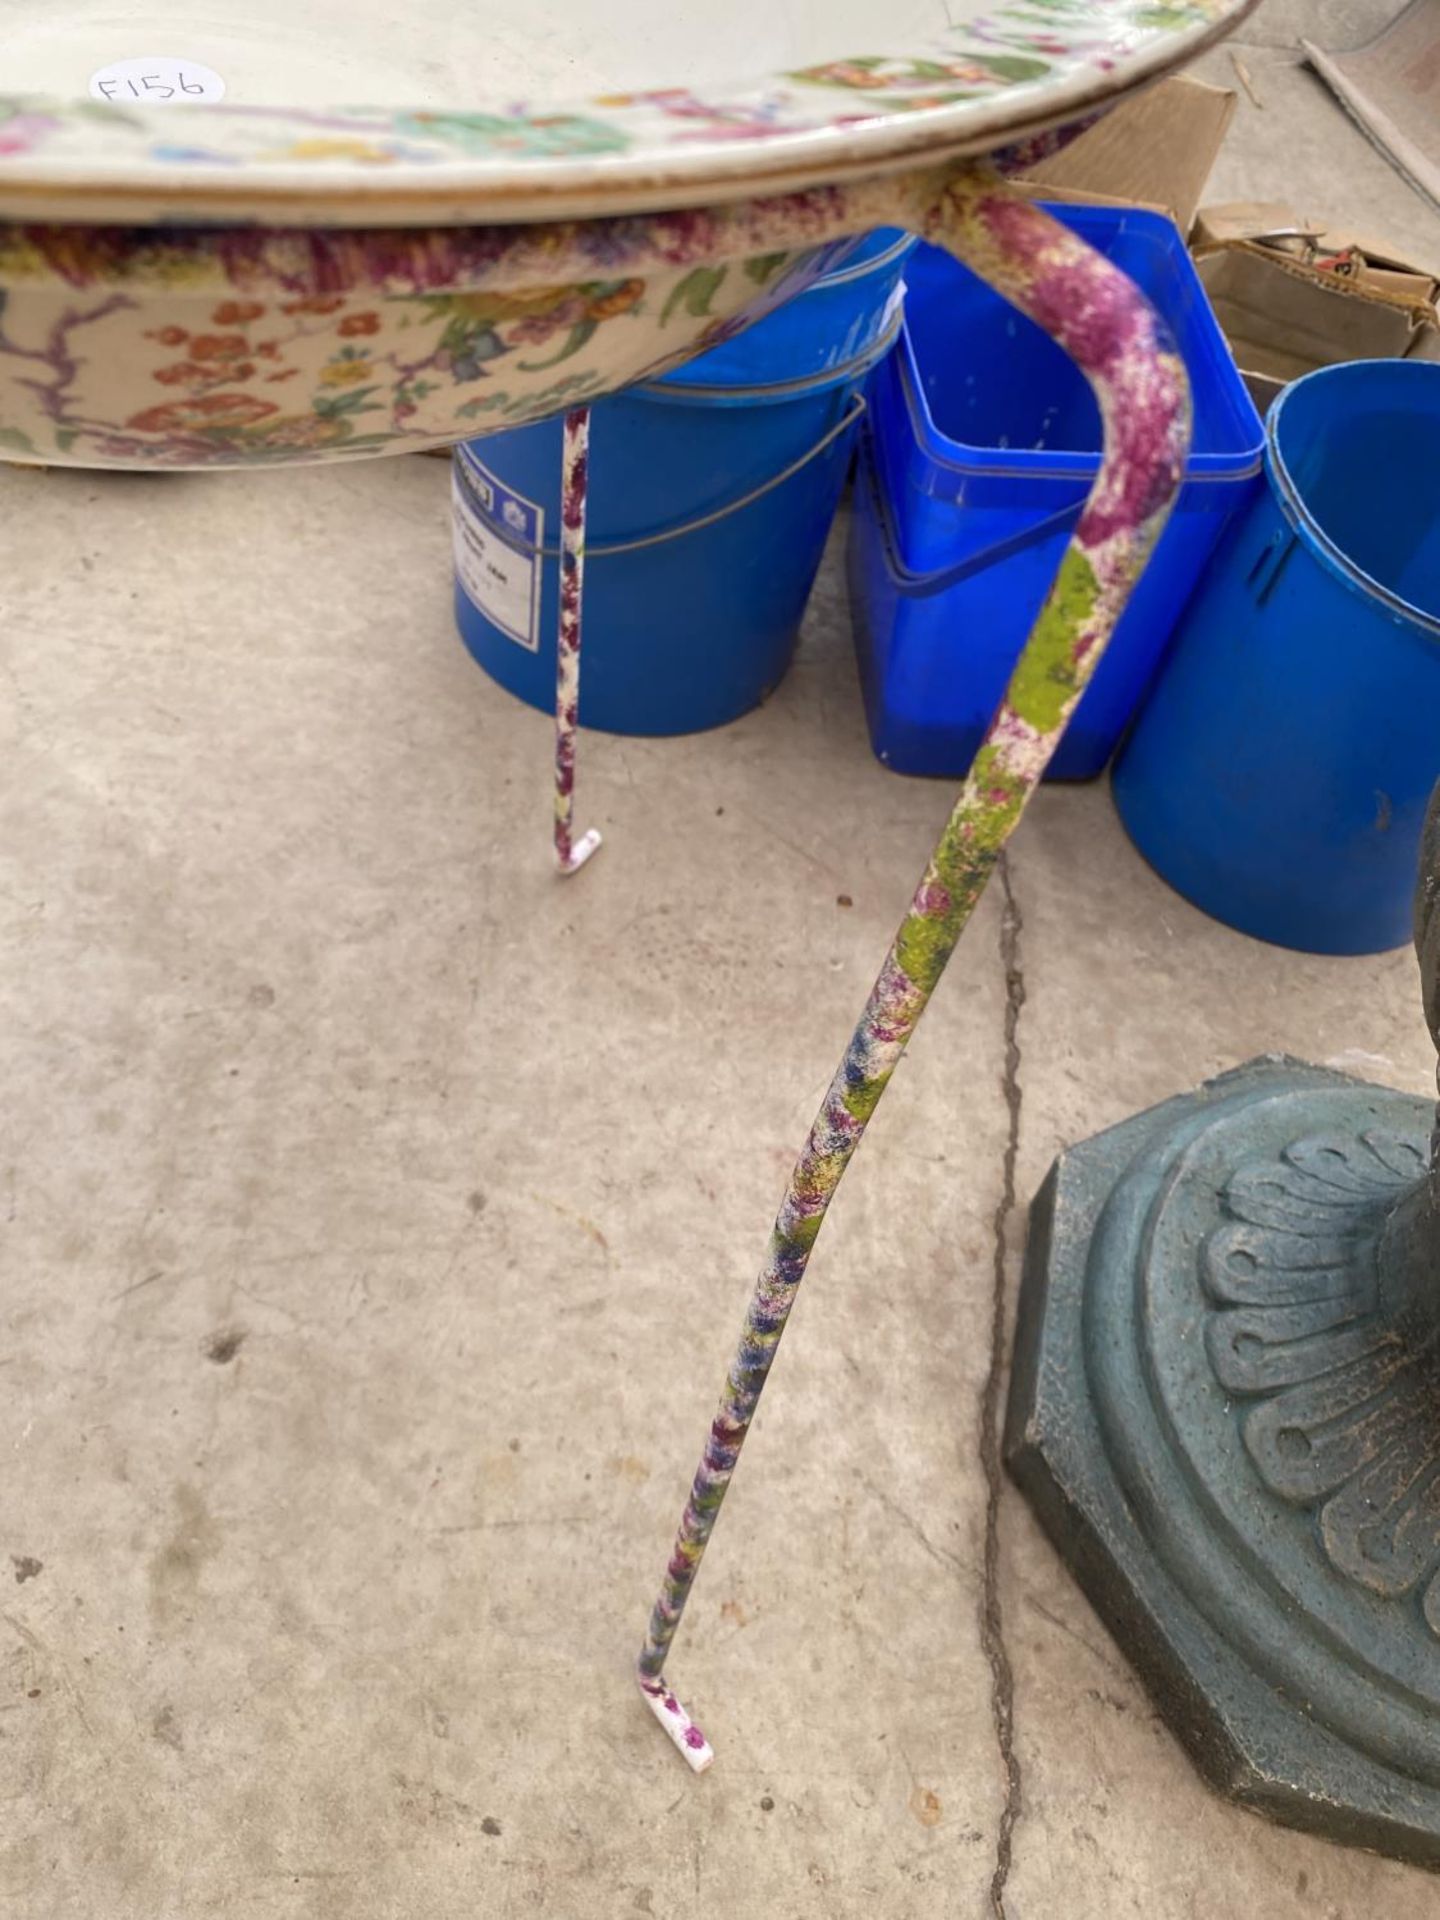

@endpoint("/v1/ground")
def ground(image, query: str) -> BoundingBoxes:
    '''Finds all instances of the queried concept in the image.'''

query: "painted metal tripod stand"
[635,167,1192,1768]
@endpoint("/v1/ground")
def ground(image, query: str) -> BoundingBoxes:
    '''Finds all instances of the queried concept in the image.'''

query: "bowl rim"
[0,0,1257,227]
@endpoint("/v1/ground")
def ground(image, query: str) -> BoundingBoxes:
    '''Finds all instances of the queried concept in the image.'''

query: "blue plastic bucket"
[1113,358,1440,955]
[668,228,914,386]
[453,229,912,736]
[846,205,1264,780]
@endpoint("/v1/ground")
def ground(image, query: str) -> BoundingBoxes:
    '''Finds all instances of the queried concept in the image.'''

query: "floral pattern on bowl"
[0,224,837,466]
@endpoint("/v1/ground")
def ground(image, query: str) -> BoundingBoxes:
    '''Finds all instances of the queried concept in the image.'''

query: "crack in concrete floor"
[981,855,1025,1919]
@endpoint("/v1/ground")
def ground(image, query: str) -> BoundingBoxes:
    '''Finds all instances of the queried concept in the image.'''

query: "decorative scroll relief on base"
[1201,1127,1440,1633]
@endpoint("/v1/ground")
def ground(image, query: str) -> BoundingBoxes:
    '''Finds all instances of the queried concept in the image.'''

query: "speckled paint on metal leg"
[637,169,1191,1758]
[554,404,601,875]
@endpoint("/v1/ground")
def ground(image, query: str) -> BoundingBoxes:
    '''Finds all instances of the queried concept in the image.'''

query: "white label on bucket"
[452,456,543,652]
[89,58,226,104]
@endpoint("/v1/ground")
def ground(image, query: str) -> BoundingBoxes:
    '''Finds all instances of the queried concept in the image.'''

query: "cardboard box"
[1190,201,1440,405]
[1016,75,1236,230]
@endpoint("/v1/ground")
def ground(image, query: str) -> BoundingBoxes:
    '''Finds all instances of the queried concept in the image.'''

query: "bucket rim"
[894,328,1264,485]
[640,304,901,406]
[1266,359,1440,640]
[457,385,865,559]
[801,228,917,293]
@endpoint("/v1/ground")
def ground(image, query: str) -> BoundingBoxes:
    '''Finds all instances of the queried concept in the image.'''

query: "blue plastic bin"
[663,228,914,386]
[847,205,1265,779]
[453,229,912,736]
[1113,358,1440,956]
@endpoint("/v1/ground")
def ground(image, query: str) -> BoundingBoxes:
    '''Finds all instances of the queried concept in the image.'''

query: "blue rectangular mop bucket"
[847,203,1265,780]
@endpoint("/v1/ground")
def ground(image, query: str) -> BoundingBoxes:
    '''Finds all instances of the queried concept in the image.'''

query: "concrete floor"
[4,9,1440,1917]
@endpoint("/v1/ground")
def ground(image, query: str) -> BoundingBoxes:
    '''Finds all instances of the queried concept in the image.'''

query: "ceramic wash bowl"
[0,0,1246,469]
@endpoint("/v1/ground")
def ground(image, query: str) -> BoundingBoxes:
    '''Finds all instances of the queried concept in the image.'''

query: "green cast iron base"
[1006,1055,1440,1865]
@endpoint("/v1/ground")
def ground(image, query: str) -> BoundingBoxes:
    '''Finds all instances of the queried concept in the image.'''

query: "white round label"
[88,57,226,106]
